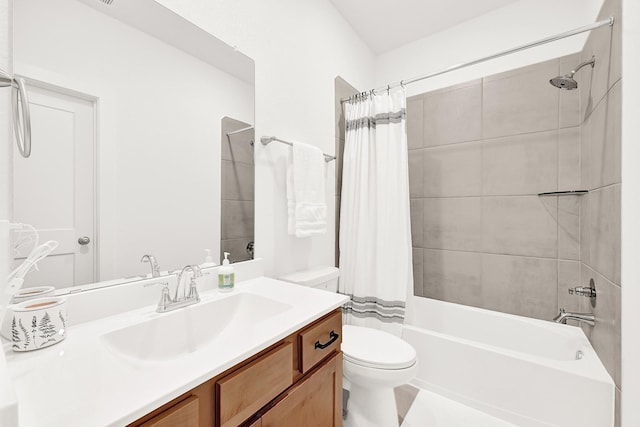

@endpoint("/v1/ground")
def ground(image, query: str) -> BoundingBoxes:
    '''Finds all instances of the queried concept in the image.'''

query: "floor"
[395,384,517,427]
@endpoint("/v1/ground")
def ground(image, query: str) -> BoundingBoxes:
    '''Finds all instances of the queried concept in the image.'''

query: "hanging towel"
[286,142,327,237]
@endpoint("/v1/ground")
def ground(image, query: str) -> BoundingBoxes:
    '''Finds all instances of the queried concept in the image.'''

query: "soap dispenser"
[218,252,234,292]
[202,249,216,267]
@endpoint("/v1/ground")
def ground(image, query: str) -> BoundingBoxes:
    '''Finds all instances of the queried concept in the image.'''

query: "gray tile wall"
[408,54,581,321]
[408,0,621,422]
[221,117,255,263]
[577,0,622,423]
[335,77,359,267]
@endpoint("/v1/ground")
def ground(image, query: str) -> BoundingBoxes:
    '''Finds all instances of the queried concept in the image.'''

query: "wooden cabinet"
[261,353,342,427]
[140,396,200,427]
[129,380,215,427]
[129,309,343,427]
[216,343,293,427]
[298,310,342,374]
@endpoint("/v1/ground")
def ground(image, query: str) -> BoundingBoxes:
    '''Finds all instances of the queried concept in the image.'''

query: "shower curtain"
[339,87,412,336]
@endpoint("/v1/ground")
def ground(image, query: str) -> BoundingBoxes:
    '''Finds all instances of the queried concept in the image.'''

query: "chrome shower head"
[549,56,595,90]
[549,75,578,90]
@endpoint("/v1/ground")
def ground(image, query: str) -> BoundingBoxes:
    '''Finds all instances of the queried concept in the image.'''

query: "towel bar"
[260,136,336,162]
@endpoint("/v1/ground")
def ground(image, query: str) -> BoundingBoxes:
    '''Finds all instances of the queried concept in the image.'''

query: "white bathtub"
[402,297,614,427]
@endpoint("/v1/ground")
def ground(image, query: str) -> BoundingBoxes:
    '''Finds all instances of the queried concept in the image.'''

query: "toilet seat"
[342,325,417,370]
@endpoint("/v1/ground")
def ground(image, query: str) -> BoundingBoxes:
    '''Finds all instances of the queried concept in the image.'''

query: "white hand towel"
[286,142,327,237]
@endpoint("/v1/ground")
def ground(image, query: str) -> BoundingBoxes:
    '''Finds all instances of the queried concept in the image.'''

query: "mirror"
[10,0,255,291]
[221,118,255,264]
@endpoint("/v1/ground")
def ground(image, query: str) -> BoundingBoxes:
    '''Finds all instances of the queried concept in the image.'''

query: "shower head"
[549,75,578,90]
[549,56,595,90]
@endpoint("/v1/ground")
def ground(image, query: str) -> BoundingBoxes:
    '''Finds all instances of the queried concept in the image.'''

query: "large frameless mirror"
[10,0,255,293]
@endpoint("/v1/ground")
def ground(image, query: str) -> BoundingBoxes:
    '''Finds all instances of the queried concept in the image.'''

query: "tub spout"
[554,308,595,326]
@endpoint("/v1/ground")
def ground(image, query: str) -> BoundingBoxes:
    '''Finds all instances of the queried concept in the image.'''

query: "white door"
[12,83,95,288]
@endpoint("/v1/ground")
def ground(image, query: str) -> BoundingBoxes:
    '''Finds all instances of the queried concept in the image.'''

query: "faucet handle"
[568,286,597,297]
[568,278,597,302]
[187,277,200,302]
[157,282,173,312]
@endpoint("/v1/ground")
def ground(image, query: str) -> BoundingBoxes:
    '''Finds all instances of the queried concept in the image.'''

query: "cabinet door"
[217,342,293,427]
[262,352,342,427]
[140,395,199,427]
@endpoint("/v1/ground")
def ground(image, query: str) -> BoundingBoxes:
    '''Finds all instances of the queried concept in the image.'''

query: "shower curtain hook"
[387,85,390,94]
[400,80,406,88]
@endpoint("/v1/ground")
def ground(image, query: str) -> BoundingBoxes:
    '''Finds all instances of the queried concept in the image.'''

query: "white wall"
[155,0,376,277]
[621,0,640,423]
[13,0,254,279]
[375,0,603,96]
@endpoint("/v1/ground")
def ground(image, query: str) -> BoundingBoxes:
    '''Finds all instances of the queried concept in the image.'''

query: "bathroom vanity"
[1,270,349,426]
[130,309,343,427]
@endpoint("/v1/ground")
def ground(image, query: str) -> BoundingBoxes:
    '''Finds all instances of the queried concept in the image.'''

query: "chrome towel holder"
[0,69,31,158]
[260,135,336,162]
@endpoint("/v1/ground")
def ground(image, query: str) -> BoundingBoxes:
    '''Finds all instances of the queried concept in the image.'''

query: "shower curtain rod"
[341,16,614,103]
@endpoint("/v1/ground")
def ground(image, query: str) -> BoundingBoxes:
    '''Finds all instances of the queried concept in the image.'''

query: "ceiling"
[330,0,520,54]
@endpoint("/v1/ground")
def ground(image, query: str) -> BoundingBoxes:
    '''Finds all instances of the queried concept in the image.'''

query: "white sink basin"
[102,293,292,361]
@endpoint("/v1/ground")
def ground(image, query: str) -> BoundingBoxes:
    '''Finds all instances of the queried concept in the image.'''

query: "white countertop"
[2,277,349,427]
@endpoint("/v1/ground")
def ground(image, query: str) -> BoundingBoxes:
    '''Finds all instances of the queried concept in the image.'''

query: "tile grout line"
[422,246,582,263]
[480,77,485,289]
[556,78,561,312]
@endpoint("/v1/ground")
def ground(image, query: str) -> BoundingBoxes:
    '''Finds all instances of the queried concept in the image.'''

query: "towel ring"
[1,69,31,158]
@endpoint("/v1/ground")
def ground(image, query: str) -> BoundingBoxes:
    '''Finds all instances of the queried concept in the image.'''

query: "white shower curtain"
[339,88,413,336]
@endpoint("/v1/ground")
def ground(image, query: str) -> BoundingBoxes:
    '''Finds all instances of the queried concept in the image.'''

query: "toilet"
[280,266,417,427]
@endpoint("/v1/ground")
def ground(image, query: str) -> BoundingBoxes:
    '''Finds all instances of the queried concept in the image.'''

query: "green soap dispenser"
[218,252,234,292]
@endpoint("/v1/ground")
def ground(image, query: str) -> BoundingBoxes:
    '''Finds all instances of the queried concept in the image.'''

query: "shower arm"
[569,56,596,77]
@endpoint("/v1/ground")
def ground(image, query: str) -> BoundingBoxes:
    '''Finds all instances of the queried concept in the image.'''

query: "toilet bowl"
[280,266,417,427]
[342,325,417,427]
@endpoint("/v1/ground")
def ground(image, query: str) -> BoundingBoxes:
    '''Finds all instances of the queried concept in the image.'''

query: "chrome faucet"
[553,308,595,326]
[174,265,202,302]
[140,254,161,278]
[156,265,202,313]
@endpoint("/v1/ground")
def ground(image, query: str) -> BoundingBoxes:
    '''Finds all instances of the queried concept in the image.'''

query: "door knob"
[78,236,91,245]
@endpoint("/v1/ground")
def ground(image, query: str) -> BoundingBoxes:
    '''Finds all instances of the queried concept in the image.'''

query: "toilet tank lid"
[279,266,339,287]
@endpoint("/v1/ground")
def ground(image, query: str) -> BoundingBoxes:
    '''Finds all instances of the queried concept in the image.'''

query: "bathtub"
[402,297,614,427]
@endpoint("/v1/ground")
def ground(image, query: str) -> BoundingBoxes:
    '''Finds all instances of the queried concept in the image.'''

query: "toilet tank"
[280,266,339,292]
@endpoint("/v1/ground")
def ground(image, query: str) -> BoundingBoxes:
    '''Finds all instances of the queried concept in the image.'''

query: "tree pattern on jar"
[11,317,20,350]
[10,309,66,351]
[59,310,66,330]
[18,319,30,350]
[31,315,38,348]
[38,312,58,346]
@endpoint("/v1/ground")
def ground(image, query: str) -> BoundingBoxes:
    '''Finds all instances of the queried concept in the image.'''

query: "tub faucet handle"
[568,286,596,297]
[568,278,597,302]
